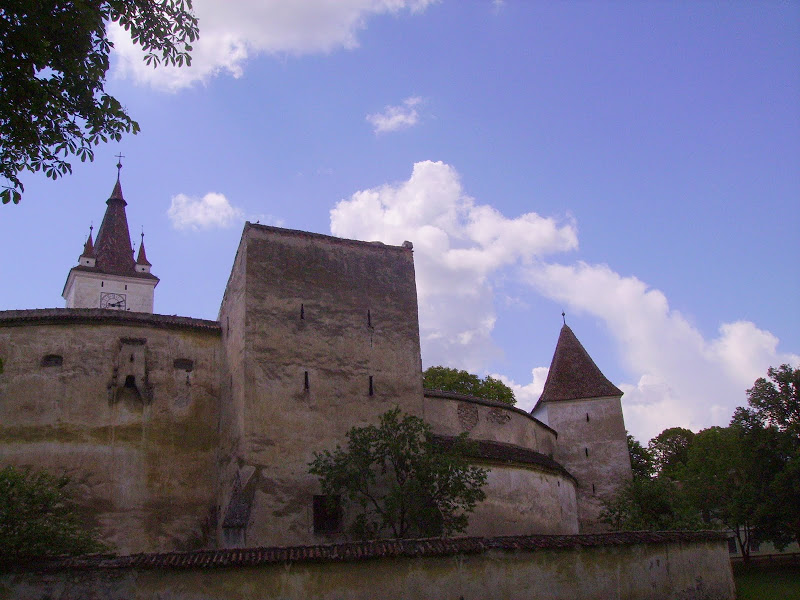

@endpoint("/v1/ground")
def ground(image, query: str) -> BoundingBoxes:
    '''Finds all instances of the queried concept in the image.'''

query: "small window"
[313,495,342,534]
[304,371,310,391]
[124,375,137,389]
[592,483,596,494]
[728,538,738,554]
[40,354,63,367]
[369,375,374,396]
[101,281,104,288]
[367,310,372,327]
[300,304,305,320]
[124,285,127,290]
[586,413,589,422]
[585,447,589,457]
[173,358,194,372]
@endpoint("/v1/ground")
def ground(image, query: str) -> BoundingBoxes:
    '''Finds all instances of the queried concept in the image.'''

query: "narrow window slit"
[300,304,305,320]
[585,447,589,457]
[304,371,309,391]
[368,376,374,396]
[586,413,590,422]
[367,310,372,327]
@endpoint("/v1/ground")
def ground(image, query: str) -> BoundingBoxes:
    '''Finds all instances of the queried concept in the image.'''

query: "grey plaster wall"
[545,396,633,532]
[220,224,425,547]
[0,311,221,554]
[0,535,735,600]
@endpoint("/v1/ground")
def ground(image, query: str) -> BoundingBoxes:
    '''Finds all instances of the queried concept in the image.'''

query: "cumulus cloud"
[330,160,798,442]
[523,262,800,441]
[111,0,437,91]
[168,192,244,230]
[330,160,578,371]
[367,97,423,134]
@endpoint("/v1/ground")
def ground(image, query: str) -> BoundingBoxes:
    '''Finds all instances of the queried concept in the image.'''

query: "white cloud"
[523,262,800,441]
[493,367,549,413]
[330,160,577,372]
[168,192,244,230]
[367,96,423,134]
[111,1,437,91]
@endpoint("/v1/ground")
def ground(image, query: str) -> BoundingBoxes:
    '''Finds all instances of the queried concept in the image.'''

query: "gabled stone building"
[0,175,632,553]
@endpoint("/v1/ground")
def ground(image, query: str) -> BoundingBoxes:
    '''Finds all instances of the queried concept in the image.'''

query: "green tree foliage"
[648,426,695,479]
[0,0,198,204]
[0,465,106,561]
[423,366,515,405]
[681,425,773,562]
[309,408,488,539]
[627,432,654,480]
[732,364,800,550]
[600,476,702,531]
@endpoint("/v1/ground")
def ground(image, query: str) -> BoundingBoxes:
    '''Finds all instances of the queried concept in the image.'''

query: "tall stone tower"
[532,324,632,532]
[62,172,158,313]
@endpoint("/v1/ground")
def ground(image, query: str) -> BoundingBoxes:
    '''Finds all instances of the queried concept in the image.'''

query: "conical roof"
[136,233,151,266]
[93,180,136,276]
[537,324,622,405]
[81,229,95,258]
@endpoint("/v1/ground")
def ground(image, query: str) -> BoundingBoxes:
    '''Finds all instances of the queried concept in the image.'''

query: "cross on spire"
[115,153,125,181]
[562,311,566,325]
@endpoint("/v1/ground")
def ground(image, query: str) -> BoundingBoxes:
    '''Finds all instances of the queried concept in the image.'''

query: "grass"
[733,562,800,600]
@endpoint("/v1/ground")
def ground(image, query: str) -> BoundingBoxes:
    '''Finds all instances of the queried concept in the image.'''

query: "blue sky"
[1,1,798,442]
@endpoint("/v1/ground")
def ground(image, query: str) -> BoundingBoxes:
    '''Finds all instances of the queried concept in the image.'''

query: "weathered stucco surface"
[545,396,633,532]
[0,533,735,600]
[0,311,221,554]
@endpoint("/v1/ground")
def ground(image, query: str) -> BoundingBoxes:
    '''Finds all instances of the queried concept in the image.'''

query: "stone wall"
[0,310,221,554]
[217,224,426,548]
[0,532,735,600]
[545,395,633,532]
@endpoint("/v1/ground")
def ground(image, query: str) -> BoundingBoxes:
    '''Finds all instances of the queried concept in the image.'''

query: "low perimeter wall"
[1,532,734,600]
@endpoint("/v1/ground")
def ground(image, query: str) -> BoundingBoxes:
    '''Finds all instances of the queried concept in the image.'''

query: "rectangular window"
[313,495,342,534]
[304,371,310,391]
[369,375,374,396]
[728,538,738,554]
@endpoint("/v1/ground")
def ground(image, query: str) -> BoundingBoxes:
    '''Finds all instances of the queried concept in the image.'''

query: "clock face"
[100,292,127,310]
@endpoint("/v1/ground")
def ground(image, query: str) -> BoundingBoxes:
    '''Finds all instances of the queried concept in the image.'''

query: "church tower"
[62,168,159,313]
[532,324,632,532]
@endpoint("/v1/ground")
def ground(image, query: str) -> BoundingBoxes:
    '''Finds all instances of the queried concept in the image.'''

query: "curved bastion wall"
[423,390,578,535]
[0,309,222,555]
[0,305,579,551]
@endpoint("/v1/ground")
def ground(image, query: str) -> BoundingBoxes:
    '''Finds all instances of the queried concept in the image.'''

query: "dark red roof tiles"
[537,325,623,405]
[81,231,95,258]
[136,236,151,266]
[14,531,727,573]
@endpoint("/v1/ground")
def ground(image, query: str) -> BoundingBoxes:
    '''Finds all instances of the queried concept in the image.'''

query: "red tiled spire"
[136,232,151,266]
[93,179,136,276]
[537,324,622,404]
[81,226,95,258]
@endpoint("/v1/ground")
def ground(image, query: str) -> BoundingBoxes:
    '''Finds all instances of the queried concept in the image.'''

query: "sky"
[1,1,798,443]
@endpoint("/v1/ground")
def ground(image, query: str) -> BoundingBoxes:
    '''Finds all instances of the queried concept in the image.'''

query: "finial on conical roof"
[562,311,566,325]
[115,153,125,181]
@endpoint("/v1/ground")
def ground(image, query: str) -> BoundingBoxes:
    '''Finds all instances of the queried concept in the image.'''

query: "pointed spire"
[136,231,151,266]
[94,168,136,275]
[81,225,95,258]
[537,324,622,404]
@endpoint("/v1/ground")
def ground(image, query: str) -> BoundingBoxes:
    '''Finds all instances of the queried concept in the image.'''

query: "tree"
[0,1,198,204]
[600,476,702,532]
[682,426,764,563]
[422,366,516,405]
[744,364,800,441]
[0,465,106,561]
[627,432,654,480]
[648,427,695,479]
[309,408,488,539]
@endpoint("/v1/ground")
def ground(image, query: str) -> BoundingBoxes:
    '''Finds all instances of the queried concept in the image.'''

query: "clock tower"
[62,170,159,313]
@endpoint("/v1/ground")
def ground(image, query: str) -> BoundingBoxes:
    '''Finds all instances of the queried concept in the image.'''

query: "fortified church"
[0,174,633,554]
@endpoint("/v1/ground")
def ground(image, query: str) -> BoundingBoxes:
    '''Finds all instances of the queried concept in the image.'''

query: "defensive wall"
[0,532,735,600]
[0,309,221,554]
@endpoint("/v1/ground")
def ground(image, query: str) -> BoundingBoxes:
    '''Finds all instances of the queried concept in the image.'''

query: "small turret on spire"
[136,231,152,273]
[79,225,96,267]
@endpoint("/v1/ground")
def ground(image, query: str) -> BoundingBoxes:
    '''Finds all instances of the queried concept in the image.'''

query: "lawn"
[734,562,800,600]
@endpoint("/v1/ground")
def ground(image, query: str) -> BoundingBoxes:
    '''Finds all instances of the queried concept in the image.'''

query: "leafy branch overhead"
[309,408,488,540]
[0,0,198,204]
